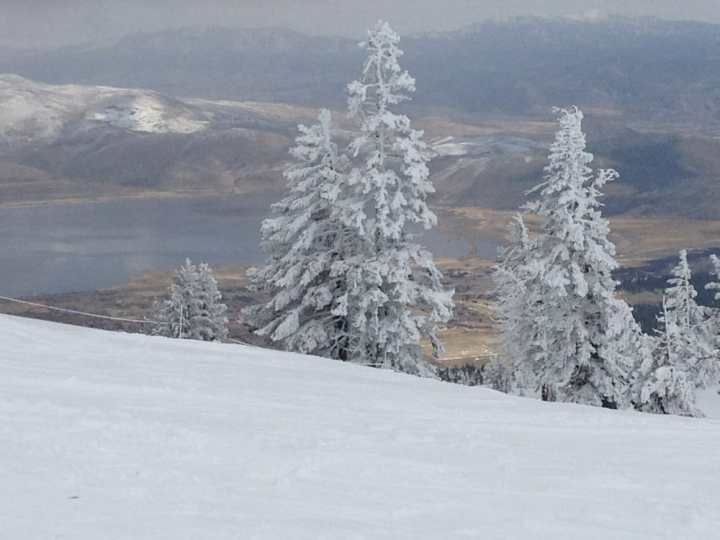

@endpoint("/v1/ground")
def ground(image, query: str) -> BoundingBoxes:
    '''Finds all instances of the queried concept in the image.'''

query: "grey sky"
[2,0,720,49]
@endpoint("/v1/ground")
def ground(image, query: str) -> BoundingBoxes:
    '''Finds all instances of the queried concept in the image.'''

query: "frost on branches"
[634,297,700,416]
[703,254,720,384]
[517,107,644,408]
[343,21,454,374]
[492,214,537,395]
[154,259,228,342]
[660,250,715,386]
[244,110,354,360]
[244,22,453,375]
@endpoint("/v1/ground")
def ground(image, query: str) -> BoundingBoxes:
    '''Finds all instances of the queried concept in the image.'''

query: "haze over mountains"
[2,17,720,123]
[1,16,720,219]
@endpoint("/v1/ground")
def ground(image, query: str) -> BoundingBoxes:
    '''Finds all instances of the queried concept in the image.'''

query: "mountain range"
[2,17,720,124]
[1,17,719,219]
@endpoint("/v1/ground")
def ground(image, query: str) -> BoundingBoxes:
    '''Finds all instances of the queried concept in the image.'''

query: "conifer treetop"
[345,20,437,243]
[348,21,415,121]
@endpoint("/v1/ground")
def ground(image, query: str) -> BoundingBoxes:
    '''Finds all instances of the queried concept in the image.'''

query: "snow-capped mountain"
[1,314,719,538]
[0,74,208,142]
[0,75,319,200]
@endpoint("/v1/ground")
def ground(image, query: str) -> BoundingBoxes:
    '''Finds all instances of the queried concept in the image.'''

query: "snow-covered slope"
[1,314,719,539]
[697,385,720,419]
[0,74,208,141]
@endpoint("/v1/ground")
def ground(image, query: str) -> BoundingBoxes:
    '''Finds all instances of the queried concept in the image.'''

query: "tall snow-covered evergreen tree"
[342,20,454,374]
[659,250,715,386]
[520,107,643,408]
[244,110,354,359]
[155,259,228,341]
[634,297,700,416]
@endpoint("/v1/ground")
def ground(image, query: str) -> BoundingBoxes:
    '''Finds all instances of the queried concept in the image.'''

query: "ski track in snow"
[1,314,719,539]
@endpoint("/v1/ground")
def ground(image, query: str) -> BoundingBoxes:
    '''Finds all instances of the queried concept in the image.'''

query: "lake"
[0,195,498,297]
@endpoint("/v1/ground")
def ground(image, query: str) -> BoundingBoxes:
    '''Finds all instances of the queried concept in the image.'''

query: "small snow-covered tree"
[634,298,700,417]
[706,254,720,305]
[520,107,643,408]
[659,250,715,386]
[192,262,229,342]
[703,254,720,384]
[155,259,228,341]
[492,213,538,395]
[154,258,200,339]
[244,110,354,359]
[342,20,454,374]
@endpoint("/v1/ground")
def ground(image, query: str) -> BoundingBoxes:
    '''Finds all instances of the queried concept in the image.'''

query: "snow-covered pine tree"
[521,107,643,408]
[343,20,454,374]
[154,259,228,342]
[706,254,720,305]
[492,213,538,395]
[244,110,354,359]
[154,258,200,339]
[660,250,715,386]
[634,297,700,416]
[192,262,229,342]
[703,254,720,384]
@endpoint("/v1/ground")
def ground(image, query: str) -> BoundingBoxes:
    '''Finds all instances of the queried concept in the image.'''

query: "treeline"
[493,108,720,416]
[151,21,719,417]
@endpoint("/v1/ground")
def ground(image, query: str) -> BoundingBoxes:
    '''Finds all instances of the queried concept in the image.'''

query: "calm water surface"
[0,195,498,297]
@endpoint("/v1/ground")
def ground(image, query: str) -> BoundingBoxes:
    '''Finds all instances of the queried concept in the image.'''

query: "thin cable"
[0,295,156,325]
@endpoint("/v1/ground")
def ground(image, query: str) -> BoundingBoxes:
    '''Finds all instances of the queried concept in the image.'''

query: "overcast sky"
[3,0,720,49]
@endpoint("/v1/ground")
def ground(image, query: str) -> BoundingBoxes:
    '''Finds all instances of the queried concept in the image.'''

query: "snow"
[0,74,207,141]
[432,137,469,157]
[697,385,720,418]
[90,94,208,134]
[2,314,719,538]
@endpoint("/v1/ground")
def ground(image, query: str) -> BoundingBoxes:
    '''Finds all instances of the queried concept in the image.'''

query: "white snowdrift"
[1,314,719,539]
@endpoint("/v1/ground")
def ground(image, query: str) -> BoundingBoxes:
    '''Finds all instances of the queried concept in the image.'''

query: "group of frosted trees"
[635,251,720,415]
[153,258,228,342]
[493,107,720,416]
[150,22,716,417]
[244,21,454,375]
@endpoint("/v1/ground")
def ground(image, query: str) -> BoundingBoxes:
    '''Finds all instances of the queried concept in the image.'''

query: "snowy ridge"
[1,314,719,539]
[0,74,208,141]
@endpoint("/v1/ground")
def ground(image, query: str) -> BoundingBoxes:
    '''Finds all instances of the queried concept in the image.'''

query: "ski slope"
[1,314,719,539]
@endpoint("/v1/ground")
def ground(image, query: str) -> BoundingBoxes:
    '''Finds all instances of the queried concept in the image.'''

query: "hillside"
[1,314,719,538]
[0,75,311,204]
[3,75,720,220]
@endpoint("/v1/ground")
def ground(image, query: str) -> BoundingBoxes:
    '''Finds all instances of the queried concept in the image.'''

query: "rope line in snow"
[0,295,157,325]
